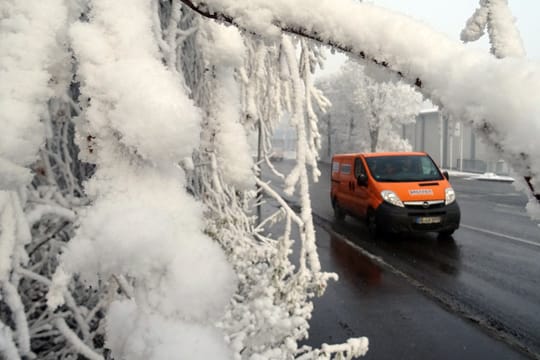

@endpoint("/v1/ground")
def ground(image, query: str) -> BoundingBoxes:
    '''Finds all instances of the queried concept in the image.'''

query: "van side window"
[332,161,340,173]
[354,158,366,178]
[341,164,351,175]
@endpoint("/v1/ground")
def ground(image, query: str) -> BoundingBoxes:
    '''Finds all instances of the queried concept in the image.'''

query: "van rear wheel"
[333,200,346,222]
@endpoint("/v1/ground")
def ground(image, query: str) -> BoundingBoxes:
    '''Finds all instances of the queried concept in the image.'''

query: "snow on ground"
[446,169,515,182]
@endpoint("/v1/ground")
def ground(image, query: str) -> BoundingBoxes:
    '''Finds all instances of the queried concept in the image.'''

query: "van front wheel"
[438,229,455,239]
[367,210,379,237]
[333,200,346,222]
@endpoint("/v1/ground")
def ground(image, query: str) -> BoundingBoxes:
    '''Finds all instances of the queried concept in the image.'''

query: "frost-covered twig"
[54,318,103,360]
[255,178,303,227]
[0,322,21,360]
[18,268,91,342]
[25,204,75,227]
[1,281,31,357]
[281,36,321,275]
[296,338,369,360]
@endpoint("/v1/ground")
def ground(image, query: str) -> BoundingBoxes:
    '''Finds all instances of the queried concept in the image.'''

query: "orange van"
[330,152,460,237]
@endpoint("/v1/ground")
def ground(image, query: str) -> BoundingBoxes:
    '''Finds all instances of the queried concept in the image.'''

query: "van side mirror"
[357,174,368,187]
[443,171,450,180]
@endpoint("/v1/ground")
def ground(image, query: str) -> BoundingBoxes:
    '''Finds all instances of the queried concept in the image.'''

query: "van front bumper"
[375,201,460,233]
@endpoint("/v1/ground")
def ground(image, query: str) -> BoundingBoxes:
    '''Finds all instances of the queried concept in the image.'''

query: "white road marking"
[461,224,540,248]
[493,204,529,218]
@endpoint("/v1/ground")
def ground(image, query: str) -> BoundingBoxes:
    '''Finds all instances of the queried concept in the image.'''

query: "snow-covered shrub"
[179,8,365,358]
[1,0,366,358]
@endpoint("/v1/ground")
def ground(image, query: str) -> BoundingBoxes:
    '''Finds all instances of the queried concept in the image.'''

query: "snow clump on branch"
[0,1,67,189]
[47,0,236,358]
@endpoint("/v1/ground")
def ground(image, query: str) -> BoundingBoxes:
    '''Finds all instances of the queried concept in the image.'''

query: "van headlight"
[381,190,404,208]
[445,187,456,205]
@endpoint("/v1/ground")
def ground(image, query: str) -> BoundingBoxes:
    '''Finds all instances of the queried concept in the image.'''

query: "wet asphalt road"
[263,160,540,359]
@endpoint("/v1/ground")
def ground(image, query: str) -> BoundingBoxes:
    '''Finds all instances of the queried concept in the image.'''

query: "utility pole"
[459,121,464,172]
[256,119,262,224]
[327,114,332,159]
[439,113,444,167]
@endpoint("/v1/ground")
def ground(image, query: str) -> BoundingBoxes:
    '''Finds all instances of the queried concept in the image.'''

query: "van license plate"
[416,216,441,224]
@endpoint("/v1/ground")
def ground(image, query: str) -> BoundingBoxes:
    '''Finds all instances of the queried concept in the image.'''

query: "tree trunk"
[370,127,378,152]
[327,114,332,158]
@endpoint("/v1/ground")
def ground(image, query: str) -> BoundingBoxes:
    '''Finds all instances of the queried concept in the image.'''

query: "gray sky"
[318,0,540,76]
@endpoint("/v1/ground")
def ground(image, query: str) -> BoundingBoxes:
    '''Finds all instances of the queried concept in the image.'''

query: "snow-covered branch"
[0,322,21,360]
[2,281,31,357]
[461,0,525,58]
[255,178,303,227]
[0,1,68,189]
[26,204,76,227]
[178,0,415,86]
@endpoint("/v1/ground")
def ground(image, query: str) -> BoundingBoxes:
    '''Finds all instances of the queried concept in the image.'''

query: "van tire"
[367,209,379,237]
[438,230,455,239]
[333,200,346,222]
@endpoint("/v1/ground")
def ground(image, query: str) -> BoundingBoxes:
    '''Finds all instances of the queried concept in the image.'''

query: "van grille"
[403,200,445,210]
[408,211,445,217]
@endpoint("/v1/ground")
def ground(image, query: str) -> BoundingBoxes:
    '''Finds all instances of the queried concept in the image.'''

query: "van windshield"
[365,155,444,182]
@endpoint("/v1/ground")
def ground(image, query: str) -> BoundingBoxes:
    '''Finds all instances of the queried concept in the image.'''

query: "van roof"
[332,151,427,159]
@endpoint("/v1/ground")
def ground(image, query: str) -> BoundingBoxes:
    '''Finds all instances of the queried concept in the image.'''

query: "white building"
[403,109,510,174]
